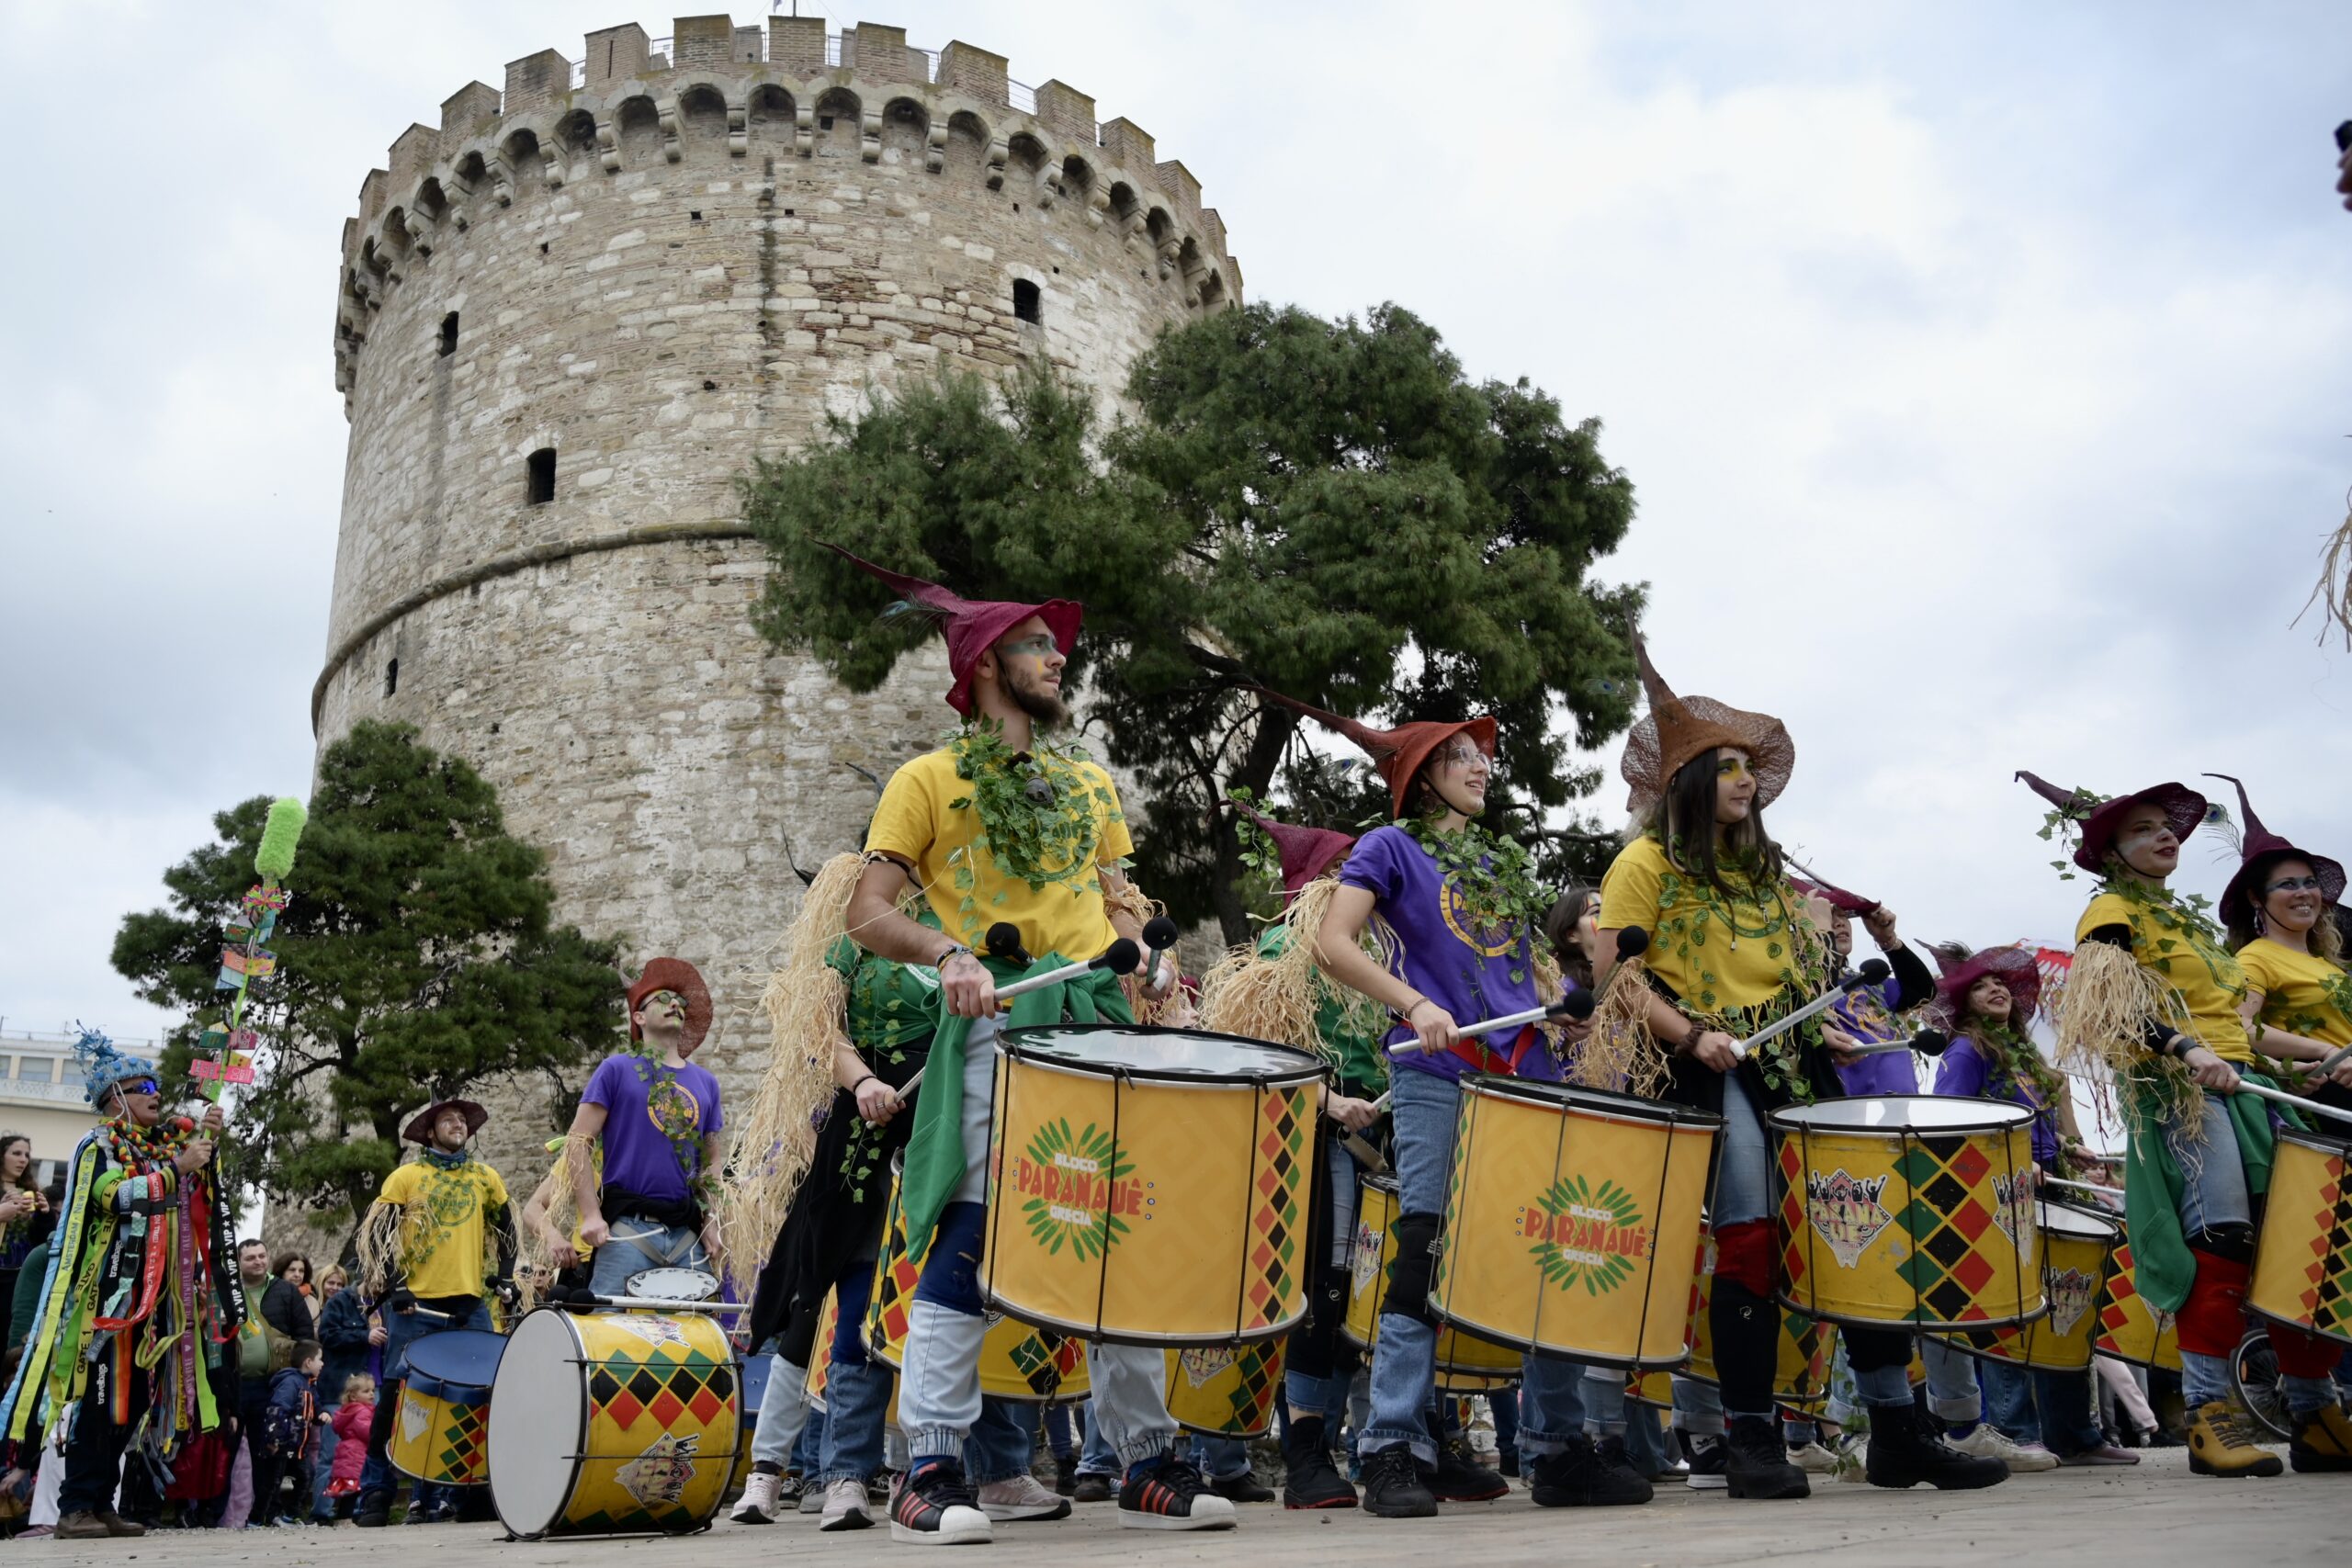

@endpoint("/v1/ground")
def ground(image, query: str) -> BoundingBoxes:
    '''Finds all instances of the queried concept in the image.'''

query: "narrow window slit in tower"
[1013,278,1042,325]
[527,447,558,505]
[690,210,702,221]
[439,312,458,356]
[384,659,400,698]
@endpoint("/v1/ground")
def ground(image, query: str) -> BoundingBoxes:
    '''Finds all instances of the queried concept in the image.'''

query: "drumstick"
[560,1289,745,1314]
[2049,1176,2126,1200]
[1838,1028,1951,1060]
[1726,961,1890,1060]
[1377,930,1648,1060]
[896,939,1144,1097]
[2227,1075,2352,1128]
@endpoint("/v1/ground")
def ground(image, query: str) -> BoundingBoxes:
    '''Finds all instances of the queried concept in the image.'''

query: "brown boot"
[2290,1404,2352,1473]
[54,1511,114,1540]
[97,1509,148,1537]
[2187,1401,2284,1478]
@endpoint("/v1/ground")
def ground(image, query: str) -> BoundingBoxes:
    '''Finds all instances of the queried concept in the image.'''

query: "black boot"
[352,1490,392,1529]
[1864,1402,2009,1491]
[1423,1438,1508,1503]
[1281,1416,1358,1509]
[1724,1416,1809,1500]
[1359,1447,1436,1519]
[1527,1434,1654,1506]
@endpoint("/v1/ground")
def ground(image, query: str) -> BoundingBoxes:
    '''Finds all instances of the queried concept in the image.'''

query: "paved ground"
[15,1450,2346,1566]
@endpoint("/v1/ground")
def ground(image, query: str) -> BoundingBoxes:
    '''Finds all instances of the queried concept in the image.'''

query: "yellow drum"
[2092,1235,2183,1371]
[2250,1122,2352,1346]
[984,1025,1324,1344]
[488,1308,741,1539]
[1344,1175,1522,1376]
[804,1288,838,1410]
[389,1330,503,1486]
[1770,1096,2041,1329]
[1164,1341,1284,1438]
[1430,1078,1717,1370]
[1623,1254,1830,1414]
[1955,1201,2117,1372]
[869,1152,1090,1401]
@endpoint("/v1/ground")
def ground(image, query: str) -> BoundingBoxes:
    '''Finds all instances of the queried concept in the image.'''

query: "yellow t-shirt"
[2237,937,2352,1049]
[1598,834,1811,1014]
[866,744,1133,960]
[2075,891,2253,1063]
[379,1158,509,1299]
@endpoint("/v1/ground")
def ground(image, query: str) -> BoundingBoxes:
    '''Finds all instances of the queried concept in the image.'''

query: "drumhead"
[1001,1024,1324,1084]
[1770,1094,2031,1135]
[2038,1200,2120,1245]
[627,1266,718,1303]
[1465,1074,1723,1129]
[401,1328,505,1392]
[488,1310,583,1538]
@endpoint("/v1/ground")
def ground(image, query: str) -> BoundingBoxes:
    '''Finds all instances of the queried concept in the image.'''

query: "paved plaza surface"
[17,1450,2342,1567]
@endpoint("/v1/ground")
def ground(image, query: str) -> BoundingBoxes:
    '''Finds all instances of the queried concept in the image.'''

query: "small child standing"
[259,1342,323,1527]
[324,1375,377,1524]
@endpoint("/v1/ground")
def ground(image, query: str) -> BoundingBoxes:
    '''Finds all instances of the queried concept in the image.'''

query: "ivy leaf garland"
[945,723,1126,937]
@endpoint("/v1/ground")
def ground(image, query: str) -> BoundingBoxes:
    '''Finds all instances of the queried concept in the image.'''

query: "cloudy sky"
[6,0,2352,1049]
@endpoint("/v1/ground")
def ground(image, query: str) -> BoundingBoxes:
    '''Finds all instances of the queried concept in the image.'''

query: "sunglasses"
[2266,875,2325,895]
[118,1078,161,1098]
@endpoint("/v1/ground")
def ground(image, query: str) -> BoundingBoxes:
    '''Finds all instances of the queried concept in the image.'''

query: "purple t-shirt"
[1828,972,1917,1097]
[1935,1035,2060,1168]
[582,1053,725,1203]
[1338,824,1562,1085]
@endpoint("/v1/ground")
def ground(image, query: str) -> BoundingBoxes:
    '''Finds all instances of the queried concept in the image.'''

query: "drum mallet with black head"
[1724,960,1890,1061]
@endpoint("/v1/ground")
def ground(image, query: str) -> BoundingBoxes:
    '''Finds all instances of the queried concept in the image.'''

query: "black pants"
[59,1367,146,1517]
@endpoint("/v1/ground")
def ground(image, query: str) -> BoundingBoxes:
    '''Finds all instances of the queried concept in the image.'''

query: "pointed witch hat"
[1238,805,1357,901]
[823,544,1083,717]
[1619,624,1794,816]
[1251,688,1497,821]
[2202,773,2346,929]
[1927,941,2043,1024]
[2015,771,2207,875]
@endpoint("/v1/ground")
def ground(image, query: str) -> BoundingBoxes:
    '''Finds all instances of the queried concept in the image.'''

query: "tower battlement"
[336,14,1239,393]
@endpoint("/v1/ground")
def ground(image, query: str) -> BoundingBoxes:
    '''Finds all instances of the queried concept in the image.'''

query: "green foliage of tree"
[744,302,1642,939]
[111,720,625,1227]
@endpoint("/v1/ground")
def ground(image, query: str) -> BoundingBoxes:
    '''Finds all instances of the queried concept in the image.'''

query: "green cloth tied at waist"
[2122,1069,2305,1316]
[899,950,1136,1268]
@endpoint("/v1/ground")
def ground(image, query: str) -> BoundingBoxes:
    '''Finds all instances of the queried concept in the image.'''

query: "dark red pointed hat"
[628,957,713,1052]
[1620,624,1793,816]
[1251,688,1497,820]
[2015,771,2207,875]
[1239,806,1356,900]
[825,544,1084,717]
[1928,941,2042,1024]
[2203,773,2346,928]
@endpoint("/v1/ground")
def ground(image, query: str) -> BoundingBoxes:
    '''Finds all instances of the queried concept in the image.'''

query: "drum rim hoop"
[2033,1198,2122,1243]
[1765,1091,2034,1136]
[399,1328,507,1384]
[488,1306,588,1539]
[1459,1071,1724,1129]
[2274,1121,2352,1157]
[977,1284,1304,1348]
[999,1022,1327,1085]
[1773,1290,2051,1334]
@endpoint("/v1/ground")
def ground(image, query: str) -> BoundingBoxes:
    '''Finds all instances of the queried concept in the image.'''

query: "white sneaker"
[1831,1434,1870,1483]
[799,1483,826,1515]
[730,1471,780,1525]
[1948,1423,2059,1472]
[1788,1439,1839,1473]
[977,1474,1071,1522]
[820,1478,874,1531]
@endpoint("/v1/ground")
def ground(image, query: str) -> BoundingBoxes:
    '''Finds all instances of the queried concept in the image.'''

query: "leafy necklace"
[1400,816,1546,940]
[944,721,1125,919]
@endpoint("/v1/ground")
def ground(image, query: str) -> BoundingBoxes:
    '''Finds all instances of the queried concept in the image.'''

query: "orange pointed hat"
[824,544,1083,717]
[1251,688,1497,820]
[1618,625,1794,816]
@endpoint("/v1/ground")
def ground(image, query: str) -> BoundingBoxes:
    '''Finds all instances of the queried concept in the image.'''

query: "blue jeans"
[1364,1068,1591,1465]
[1078,1402,1118,1477]
[1922,1337,1983,1424]
[589,1217,709,1297]
[360,1296,493,1506]
[2033,1370,2104,1454]
[1982,1359,2039,1443]
[308,1402,341,1520]
[1193,1436,1251,1481]
[817,1251,891,1484]
[2164,1095,2265,1408]
[1712,1068,1773,1225]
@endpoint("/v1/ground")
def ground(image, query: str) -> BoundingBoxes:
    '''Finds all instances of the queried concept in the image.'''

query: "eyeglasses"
[119,1078,160,1097]
[996,635,1059,660]
[2266,875,2325,894]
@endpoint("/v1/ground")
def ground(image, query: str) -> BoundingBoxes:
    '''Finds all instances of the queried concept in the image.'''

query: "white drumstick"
[1725,961,1890,1060]
[2229,1075,2352,1128]
[2048,1176,2125,1200]
[1383,993,1594,1059]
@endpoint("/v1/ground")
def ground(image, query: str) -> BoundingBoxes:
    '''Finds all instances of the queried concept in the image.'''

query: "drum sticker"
[1179,1347,1237,1390]
[608,1314,690,1350]
[1007,1120,1146,1262]
[1523,1176,1651,1295]
[1990,1173,2034,1249]
[1804,1169,1893,1269]
[400,1392,429,1445]
[616,1431,699,1508]
[1351,1217,1384,1298]
[2048,1267,2097,1338]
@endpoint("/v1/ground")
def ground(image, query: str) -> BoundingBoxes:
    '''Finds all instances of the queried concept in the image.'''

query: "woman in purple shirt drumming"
[1255,689,1652,1519]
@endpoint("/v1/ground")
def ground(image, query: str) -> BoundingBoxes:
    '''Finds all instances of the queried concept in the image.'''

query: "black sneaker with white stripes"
[889,1461,992,1546]
[1116,1455,1238,1531]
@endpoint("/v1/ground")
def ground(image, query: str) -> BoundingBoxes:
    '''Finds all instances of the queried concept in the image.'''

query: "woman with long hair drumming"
[1593,635,2007,1500]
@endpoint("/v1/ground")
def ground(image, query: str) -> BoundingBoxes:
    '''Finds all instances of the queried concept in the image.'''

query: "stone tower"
[317,15,1240,1177]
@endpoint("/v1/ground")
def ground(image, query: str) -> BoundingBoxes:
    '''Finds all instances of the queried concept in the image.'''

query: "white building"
[0,1029,111,1189]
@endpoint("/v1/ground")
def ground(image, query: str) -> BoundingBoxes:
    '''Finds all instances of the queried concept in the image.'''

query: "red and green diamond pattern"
[2290,1149,2352,1340]
[1243,1088,1309,1330]
[1778,1134,2019,1324]
[586,1348,736,1435]
[435,1400,488,1484]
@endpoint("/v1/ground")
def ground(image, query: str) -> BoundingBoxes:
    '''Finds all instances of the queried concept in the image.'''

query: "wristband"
[936,942,976,969]
[852,1074,879,1093]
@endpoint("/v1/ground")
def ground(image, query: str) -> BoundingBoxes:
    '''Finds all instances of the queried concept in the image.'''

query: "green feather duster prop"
[254,796,307,885]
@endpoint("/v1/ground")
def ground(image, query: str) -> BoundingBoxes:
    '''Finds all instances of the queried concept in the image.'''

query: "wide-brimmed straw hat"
[402,1098,489,1145]
[628,957,714,1052]
[1619,626,1794,816]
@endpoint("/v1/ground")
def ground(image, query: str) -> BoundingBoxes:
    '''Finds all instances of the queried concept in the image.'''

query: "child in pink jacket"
[323,1375,376,1522]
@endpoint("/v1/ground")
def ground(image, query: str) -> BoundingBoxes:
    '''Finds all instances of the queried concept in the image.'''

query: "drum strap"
[1446,1025,1539,1077]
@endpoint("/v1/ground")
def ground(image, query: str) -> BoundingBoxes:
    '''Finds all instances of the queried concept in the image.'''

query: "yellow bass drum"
[1343,1174,1521,1377]
[1162,1342,1285,1438]
[2248,1122,2352,1346]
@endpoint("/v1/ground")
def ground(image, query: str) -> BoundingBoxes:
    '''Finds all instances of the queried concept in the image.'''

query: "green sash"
[2122,1071,2302,1315]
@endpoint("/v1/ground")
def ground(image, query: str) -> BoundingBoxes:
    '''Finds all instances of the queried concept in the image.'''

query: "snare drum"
[1343,1175,1522,1377]
[390,1330,504,1487]
[984,1025,1325,1344]
[1770,1096,2041,1329]
[869,1152,1089,1401]
[2249,1122,2352,1346]
[488,1308,741,1539]
[1953,1201,2118,1372]
[2091,1235,2182,1371]
[1163,1341,1284,1438]
[1430,1077,1718,1369]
